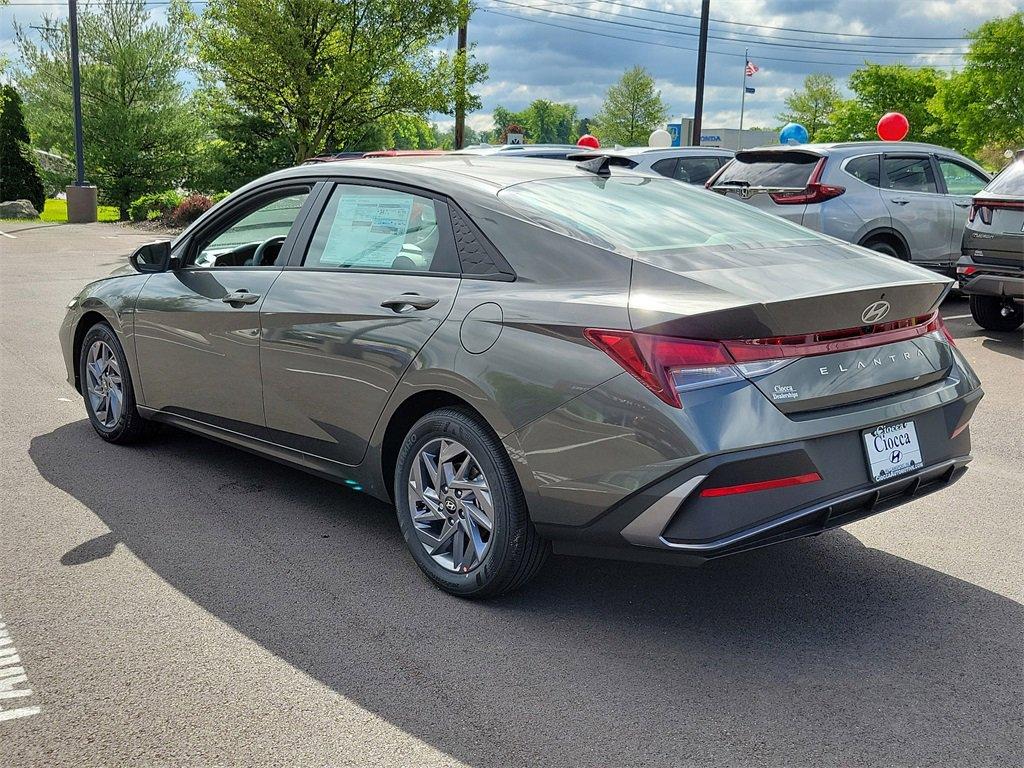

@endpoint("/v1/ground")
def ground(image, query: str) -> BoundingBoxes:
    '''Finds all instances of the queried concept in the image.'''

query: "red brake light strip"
[700,471,822,497]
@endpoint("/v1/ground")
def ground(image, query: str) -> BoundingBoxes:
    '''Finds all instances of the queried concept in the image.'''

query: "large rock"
[0,199,40,219]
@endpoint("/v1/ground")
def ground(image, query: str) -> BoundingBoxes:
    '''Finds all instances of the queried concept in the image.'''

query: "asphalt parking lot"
[1,221,1021,767]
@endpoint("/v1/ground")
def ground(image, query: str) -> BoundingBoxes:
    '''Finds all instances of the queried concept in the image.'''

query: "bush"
[0,85,46,211]
[128,190,183,222]
[170,193,213,226]
[210,191,231,204]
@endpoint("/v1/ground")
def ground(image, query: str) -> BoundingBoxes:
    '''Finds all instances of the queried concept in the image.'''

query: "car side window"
[845,155,880,187]
[884,156,938,194]
[650,158,678,179]
[194,190,310,268]
[676,157,723,185]
[302,184,458,273]
[937,159,988,196]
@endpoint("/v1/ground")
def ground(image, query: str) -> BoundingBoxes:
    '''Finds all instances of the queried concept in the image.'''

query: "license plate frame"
[862,421,924,483]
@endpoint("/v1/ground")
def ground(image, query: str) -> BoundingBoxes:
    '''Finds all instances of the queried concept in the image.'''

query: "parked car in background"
[958,150,1024,331]
[60,156,980,597]
[455,143,583,160]
[708,142,991,276]
[570,146,735,185]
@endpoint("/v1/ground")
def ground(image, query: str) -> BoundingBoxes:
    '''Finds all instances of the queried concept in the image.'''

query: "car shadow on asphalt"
[29,421,1023,767]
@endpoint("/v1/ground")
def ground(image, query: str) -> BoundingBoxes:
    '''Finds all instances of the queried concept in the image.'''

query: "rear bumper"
[538,385,981,565]
[957,255,1024,299]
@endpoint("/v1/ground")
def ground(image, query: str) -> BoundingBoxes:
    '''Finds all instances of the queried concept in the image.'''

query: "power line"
[554,0,973,40]
[487,1,970,56]
[479,7,964,69]
[523,0,973,49]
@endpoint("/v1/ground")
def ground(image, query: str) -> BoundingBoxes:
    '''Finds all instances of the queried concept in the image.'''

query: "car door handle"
[953,201,971,208]
[222,290,261,306]
[889,198,910,205]
[380,294,440,312]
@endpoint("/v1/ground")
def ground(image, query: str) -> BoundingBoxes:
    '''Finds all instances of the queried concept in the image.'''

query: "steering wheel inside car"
[251,235,288,266]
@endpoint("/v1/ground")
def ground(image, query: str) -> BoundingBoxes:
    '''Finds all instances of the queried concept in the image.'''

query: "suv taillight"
[768,157,844,205]
[769,182,846,205]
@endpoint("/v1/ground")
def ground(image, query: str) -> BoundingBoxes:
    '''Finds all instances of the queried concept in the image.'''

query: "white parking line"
[944,314,972,320]
[0,612,41,723]
[0,230,17,239]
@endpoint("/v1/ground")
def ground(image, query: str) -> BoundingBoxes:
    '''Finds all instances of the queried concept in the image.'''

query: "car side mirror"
[130,241,172,273]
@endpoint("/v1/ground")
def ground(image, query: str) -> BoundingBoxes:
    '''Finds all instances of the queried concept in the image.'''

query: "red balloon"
[877,112,910,142]
[577,134,600,149]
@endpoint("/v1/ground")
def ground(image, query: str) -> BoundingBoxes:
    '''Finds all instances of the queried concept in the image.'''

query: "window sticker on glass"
[318,195,415,268]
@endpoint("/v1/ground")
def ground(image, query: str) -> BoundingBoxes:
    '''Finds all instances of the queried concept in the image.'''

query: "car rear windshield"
[498,175,821,256]
[985,158,1024,196]
[712,150,820,189]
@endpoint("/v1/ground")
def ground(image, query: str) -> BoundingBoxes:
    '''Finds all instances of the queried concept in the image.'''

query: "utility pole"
[454,1,469,150]
[68,0,85,186]
[66,0,96,222]
[691,0,710,146]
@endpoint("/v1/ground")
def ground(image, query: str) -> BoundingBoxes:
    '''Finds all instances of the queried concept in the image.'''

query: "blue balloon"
[779,122,809,145]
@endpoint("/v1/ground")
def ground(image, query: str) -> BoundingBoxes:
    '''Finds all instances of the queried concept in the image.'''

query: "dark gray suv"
[60,156,983,597]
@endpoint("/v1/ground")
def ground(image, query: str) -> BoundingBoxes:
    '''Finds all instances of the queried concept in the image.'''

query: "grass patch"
[39,198,121,223]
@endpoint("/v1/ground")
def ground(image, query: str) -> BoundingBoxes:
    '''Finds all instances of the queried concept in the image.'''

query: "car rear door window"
[650,158,678,178]
[676,157,724,185]
[845,155,880,186]
[302,184,459,273]
[937,159,989,196]
[884,156,938,194]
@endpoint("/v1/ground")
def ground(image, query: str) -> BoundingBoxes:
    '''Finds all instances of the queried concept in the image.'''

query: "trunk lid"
[628,242,953,412]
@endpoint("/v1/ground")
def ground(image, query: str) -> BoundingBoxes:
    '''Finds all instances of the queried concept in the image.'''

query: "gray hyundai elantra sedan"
[60,156,983,597]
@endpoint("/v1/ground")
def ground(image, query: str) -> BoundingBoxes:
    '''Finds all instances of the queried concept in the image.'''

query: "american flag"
[745,60,759,77]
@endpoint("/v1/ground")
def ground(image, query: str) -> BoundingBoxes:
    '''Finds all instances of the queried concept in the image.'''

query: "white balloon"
[648,129,672,148]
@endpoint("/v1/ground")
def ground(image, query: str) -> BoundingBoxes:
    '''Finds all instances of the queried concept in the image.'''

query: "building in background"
[668,119,777,150]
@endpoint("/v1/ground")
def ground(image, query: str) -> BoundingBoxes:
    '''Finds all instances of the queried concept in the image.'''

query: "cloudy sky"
[2,0,1019,136]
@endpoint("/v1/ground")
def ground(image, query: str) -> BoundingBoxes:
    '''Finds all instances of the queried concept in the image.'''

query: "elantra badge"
[861,300,891,324]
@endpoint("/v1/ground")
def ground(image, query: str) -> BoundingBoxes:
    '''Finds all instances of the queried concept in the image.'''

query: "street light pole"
[68,0,85,186]
[65,0,96,222]
[691,0,711,146]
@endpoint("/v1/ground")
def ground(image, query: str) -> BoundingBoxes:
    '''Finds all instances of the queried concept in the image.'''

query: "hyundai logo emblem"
[890,449,902,463]
[862,300,891,324]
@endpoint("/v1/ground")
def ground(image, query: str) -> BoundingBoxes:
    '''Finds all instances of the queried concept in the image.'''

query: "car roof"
[264,154,648,196]
[738,141,970,156]
[588,146,735,158]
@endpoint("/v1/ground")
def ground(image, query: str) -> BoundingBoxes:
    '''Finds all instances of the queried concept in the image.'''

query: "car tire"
[394,407,549,598]
[79,322,150,444]
[969,295,1024,331]
[865,240,900,259]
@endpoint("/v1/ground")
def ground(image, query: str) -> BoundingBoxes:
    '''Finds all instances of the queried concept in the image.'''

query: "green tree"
[188,0,487,163]
[593,66,669,146]
[0,84,45,211]
[817,64,953,146]
[16,0,197,218]
[777,74,841,140]
[490,100,579,144]
[933,12,1024,155]
[350,113,439,151]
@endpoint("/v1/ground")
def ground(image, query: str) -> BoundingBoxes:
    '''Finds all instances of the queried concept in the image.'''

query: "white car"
[571,146,736,185]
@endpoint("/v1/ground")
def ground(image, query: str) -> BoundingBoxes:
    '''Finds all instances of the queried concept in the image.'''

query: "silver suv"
[709,142,991,275]
[572,146,735,185]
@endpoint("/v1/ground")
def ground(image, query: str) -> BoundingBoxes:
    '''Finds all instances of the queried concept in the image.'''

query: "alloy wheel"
[85,340,124,429]
[407,438,495,573]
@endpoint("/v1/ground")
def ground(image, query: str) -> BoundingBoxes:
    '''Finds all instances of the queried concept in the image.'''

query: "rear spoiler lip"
[734,148,826,161]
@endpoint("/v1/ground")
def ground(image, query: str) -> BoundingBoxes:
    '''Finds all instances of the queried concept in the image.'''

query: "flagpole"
[738,47,748,143]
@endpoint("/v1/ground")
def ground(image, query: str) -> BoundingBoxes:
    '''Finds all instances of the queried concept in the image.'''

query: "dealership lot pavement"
[1,221,1021,767]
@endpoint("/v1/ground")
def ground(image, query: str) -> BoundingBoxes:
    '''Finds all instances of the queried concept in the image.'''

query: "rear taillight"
[769,183,846,205]
[583,329,739,407]
[768,157,845,205]
[970,198,1024,225]
[586,311,955,408]
[957,265,977,276]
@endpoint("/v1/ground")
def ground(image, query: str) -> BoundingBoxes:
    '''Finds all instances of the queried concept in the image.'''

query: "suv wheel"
[969,295,1024,331]
[79,322,150,443]
[394,407,549,598]
[864,239,900,259]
